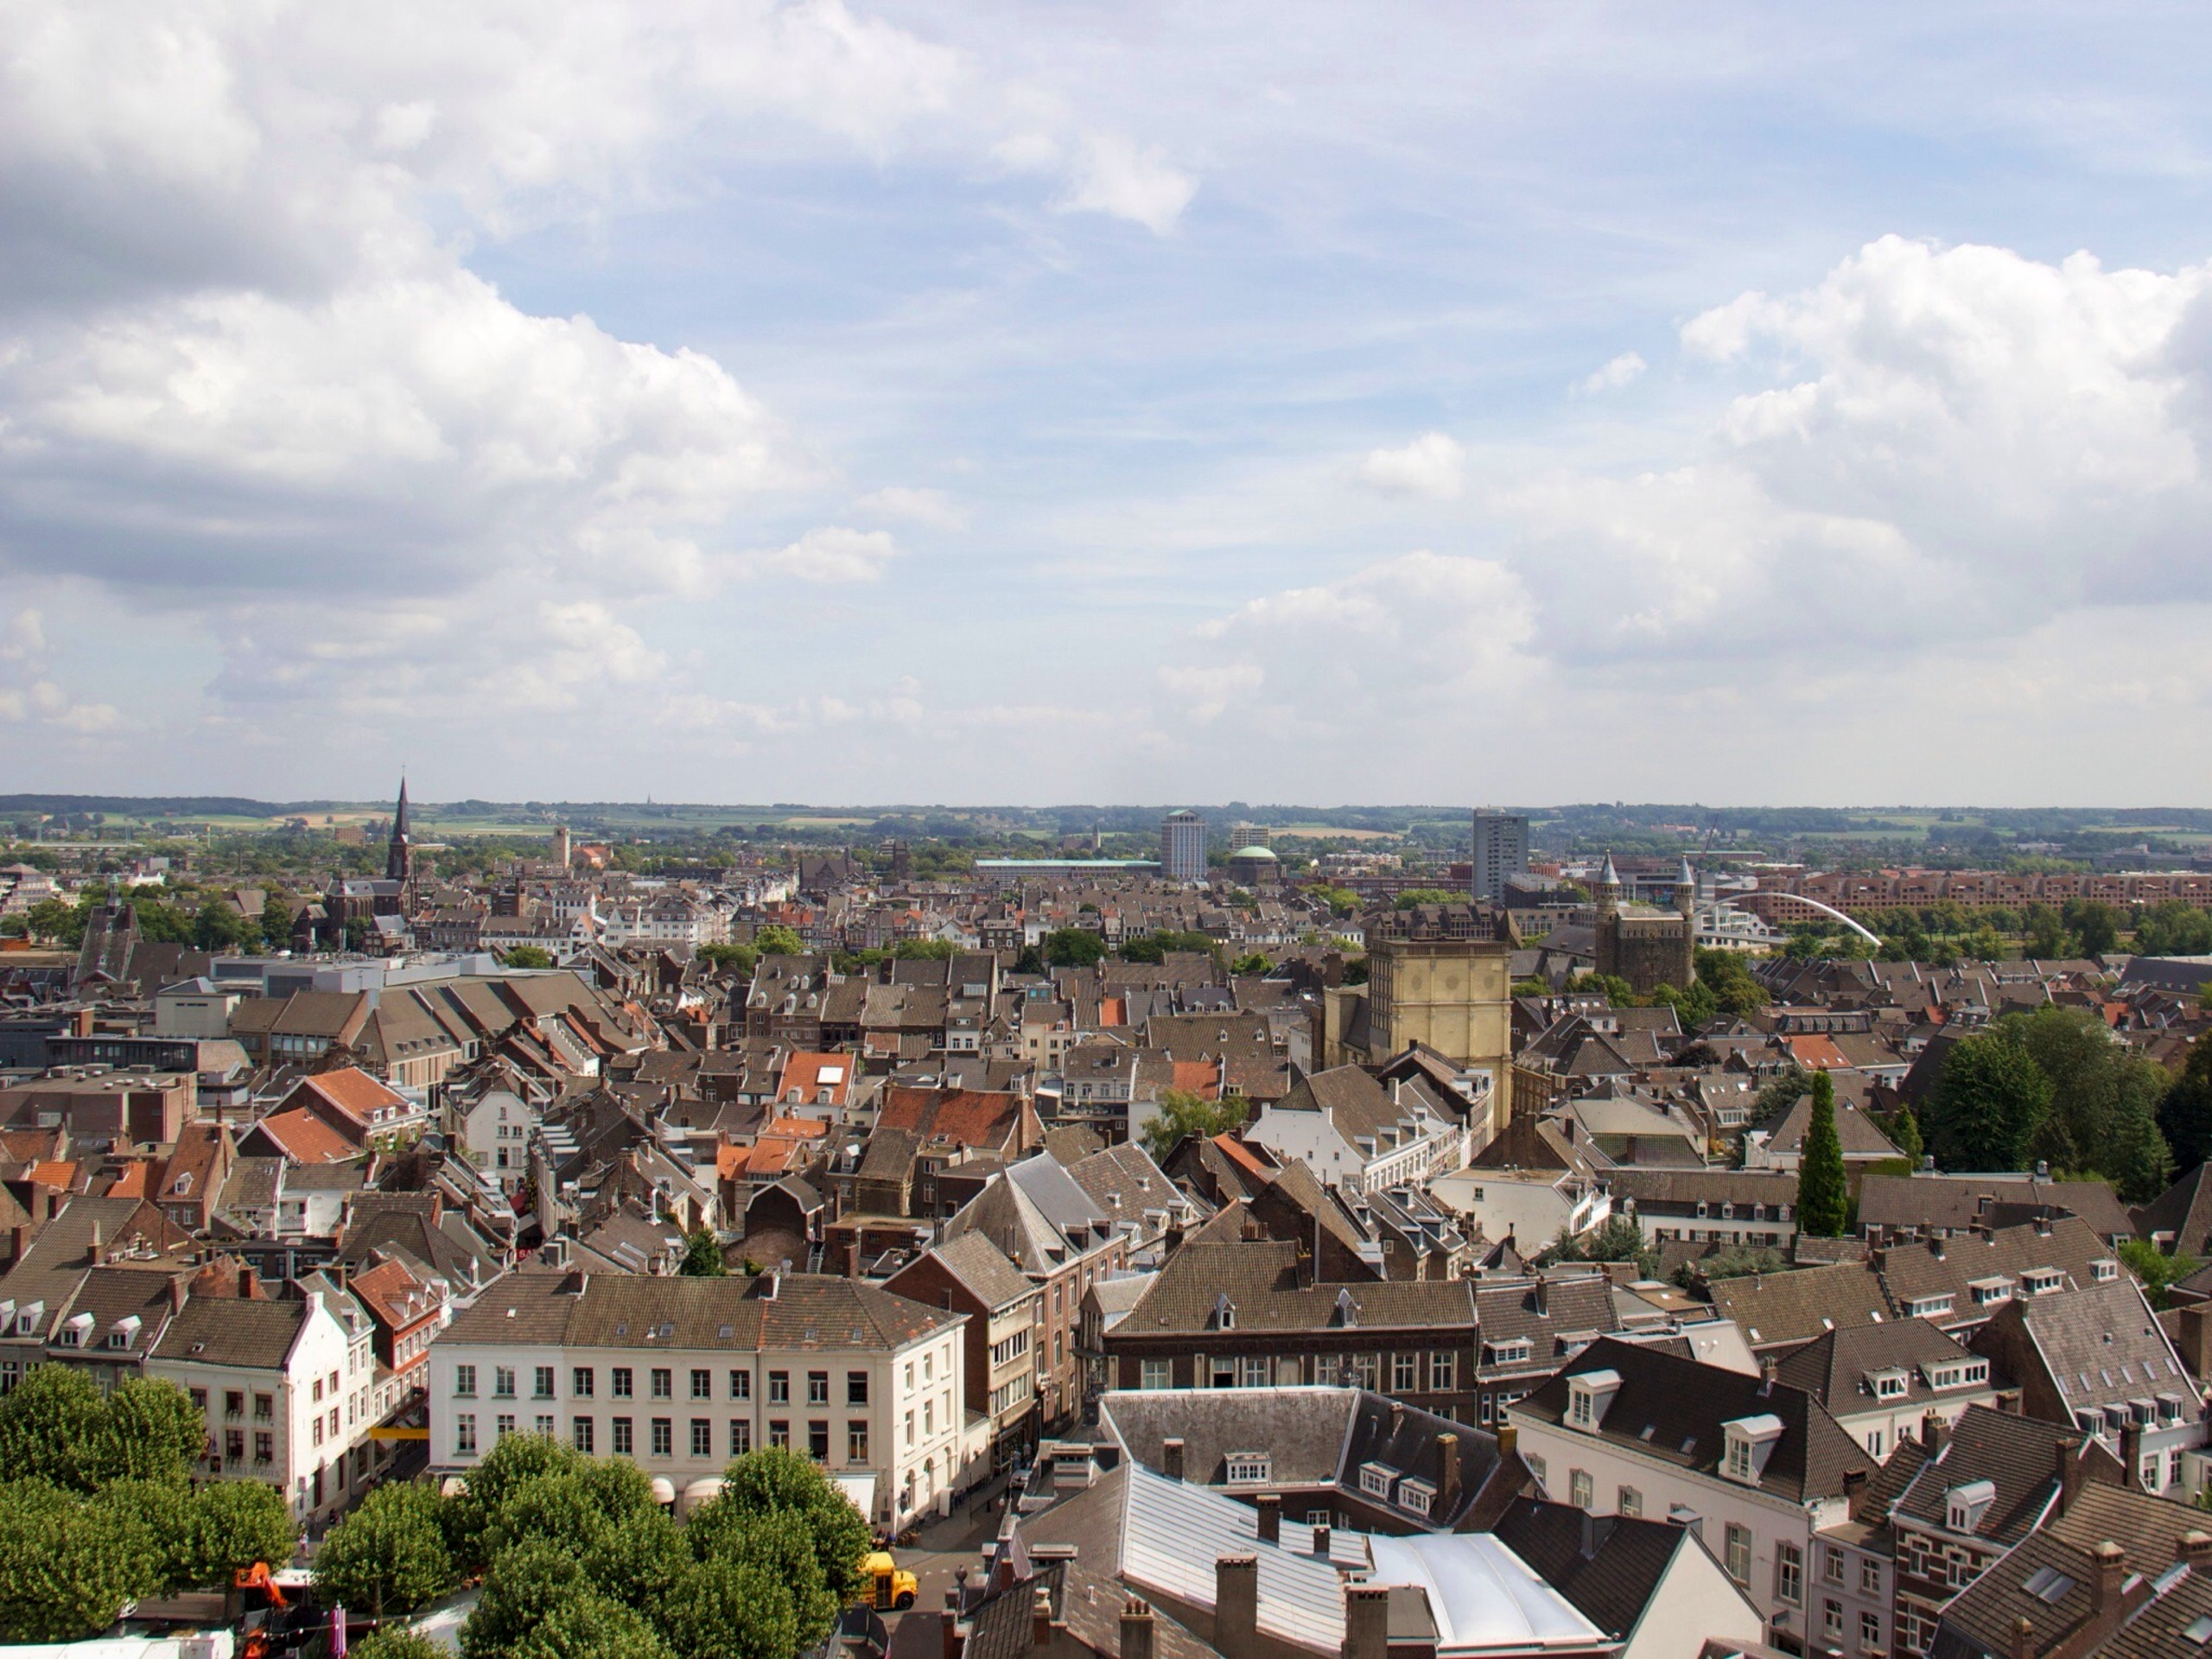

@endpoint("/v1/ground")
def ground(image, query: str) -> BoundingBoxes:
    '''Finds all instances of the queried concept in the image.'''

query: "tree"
[353,1630,449,1659]
[446,1433,582,1573]
[22,895,75,944]
[2120,1237,2203,1311]
[1924,1028,2054,1171]
[511,1592,674,1659]
[503,945,555,969]
[260,892,296,950]
[2023,904,2069,959]
[661,1559,798,1659]
[1796,1072,1849,1237]
[2065,900,2121,958]
[750,925,805,958]
[1042,928,1106,968]
[316,1481,459,1618]
[1672,1243,1789,1288]
[100,1376,209,1483]
[0,1365,203,1491]
[696,1446,873,1608]
[2136,901,2212,957]
[1394,888,1459,910]
[679,1228,727,1277]
[0,1479,140,1642]
[696,943,760,977]
[461,1539,586,1659]
[1229,952,1274,976]
[1563,972,1637,1004]
[2162,1035,2212,1173]
[1139,1089,1252,1163]
[1751,1068,1810,1126]
[182,1480,297,1589]
[1554,1214,1656,1276]
[1887,1103,1923,1165]
[1693,949,1768,1020]
[891,938,958,960]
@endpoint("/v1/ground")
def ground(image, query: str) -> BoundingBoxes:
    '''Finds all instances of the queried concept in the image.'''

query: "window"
[313,1377,323,1403]
[613,1368,633,1398]
[573,1367,594,1398]
[848,1371,869,1406]
[2143,1455,2162,1490]
[226,1390,245,1419]
[613,1418,633,1456]
[1428,1351,1457,1391]
[731,1420,752,1455]
[1777,1542,1803,1606]
[1568,1469,1592,1509]
[1226,1453,1272,1484]
[808,1372,830,1405]
[1725,1524,1751,1585]
[312,1417,324,1446]
[534,1366,556,1399]
[904,1410,915,1447]
[494,1366,516,1398]
[495,1413,516,1441]
[454,1364,478,1396]
[1861,1612,1882,1649]
[1395,1478,1434,1516]
[1141,1359,1172,1390]
[574,1417,594,1453]
[225,1430,245,1463]
[255,1393,273,1421]
[770,1371,791,1404]
[1860,1559,1881,1595]
[536,1414,555,1437]
[1524,1453,1547,1488]
[1826,1548,1846,1585]
[692,1420,712,1459]
[1393,1353,1418,1392]
[255,1430,274,1464]
[1359,1463,1395,1499]
[1867,1429,1885,1458]
[729,1369,751,1400]
[651,1369,672,1400]
[769,1421,790,1450]
[849,1421,869,1463]
[1726,1438,1753,1480]
[456,1415,478,1454]
[2174,1448,2188,1488]
[1821,1600,1842,1641]
[691,1370,712,1400]
[652,1419,673,1458]
[1241,1357,1270,1389]
[1618,1486,1641,1517]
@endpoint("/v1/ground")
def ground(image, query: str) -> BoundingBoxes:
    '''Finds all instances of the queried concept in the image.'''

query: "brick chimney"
[2181,1531,2212,1567]
[1341,1585,1389,1659]
[2120,1424,2144,1489]
[1496,1424,1518,1462]
[2088,1541,2124,1617]
[1255,1494,1281,1545]
[1922,1411,1948,1454]
[941,1588,964,1659]
[1120,1600,1156,1659]
[1031,1586,1055,1649]
[1437,1432,1462,1516]
[1313,1522,1332,1559]
[1215,1557,1258,1659]
[2056,1439,2085,1517]
[2010,1615,2034,1659]
[1163,1439,1185,1482]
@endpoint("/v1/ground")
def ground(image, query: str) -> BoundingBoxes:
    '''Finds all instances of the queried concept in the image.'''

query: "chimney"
[168,1275,188,1315]
[942,1588,964,1659]
[1496,1424,1518,1463]
[1313,1523,1331,1559]
[2011,1616,2034,1659]
[1437,1432,1462,1516]
[1255,1494,1281,1545]
[1340,1586,1389,1659]
[238,1266,256,1299]
[1530,1275,1548,1316]
[73,1007,93,1038]
[1215,1557,1258,1659]
[1120,1600,1156,1659]
[87,1219,103,1264]
[2179,1306,2212,1381]
[1844,1469,1868,1521]
[1578,1509,1613,1560]
[2056,1440,2086,1516]
[1922,1412,1948,1455]
[2120,1424,2144,1488]
[1031,1586,1055,1650]
[2181,1532,2212,1567]
[2089,1541,2125,1616]
[1163,1439,1185,1482]
[5,1224,25,1266]
[1759,1353,1777,1396]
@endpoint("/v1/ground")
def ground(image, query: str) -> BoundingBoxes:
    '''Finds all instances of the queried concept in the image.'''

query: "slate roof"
[1859,1173,2136,1242]
[1775,1319,1986,1416]
[1989,1277,2201,1425]
[1889,1405,2080,1544]
[150,1295,308,1370]
[1875,1216,2114,1322]
[1490,1499,1712,1641]
[1707,1263,1893,1350]
[439,1268,964,1352]
[1515,1336,1870,1504]
[924,1231,1037,1313]
[1122,1239,1475,1334]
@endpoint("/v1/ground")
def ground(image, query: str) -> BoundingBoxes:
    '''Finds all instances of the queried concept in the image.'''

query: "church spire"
[386,778,413,883]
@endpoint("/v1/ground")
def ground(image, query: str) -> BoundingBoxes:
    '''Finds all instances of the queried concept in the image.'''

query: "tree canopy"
[680,1229,727,1277]
[1796,1071,1849,1236]
[1139,1089,1251,1163]
[1041,927,1106,968]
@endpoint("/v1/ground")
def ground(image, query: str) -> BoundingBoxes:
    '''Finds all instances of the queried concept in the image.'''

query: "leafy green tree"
[2136,901,2212,957]
[2161,1035,2212,1173]
[1043,927,1106,967]
[1394,888,1459,910]
[2120,1238,2203,1311]
[891,938,958,960]
[1751,1068,1810,1126]
[2023,904,2069,959]
[502,945,555,969]
[2065,900,2121,957]
[698,1447,872,1609]
[661,1558,799,1659]
[317,1481,460,1618]
[679,1229,727,1277]
[2111,1092,2177,1205]
[1925,1028,2055,1171]
[0,1479,140,1641]
[462,1539,586,1659]
[750,925,805,958]
[1796,1072,1849,1236]
[1554,1214,1656,1276]
[0,1366,196,1491]
[1672,1243,1789,1288]
[1229,952,1274,976]
[1312,886,1360,918]
[445,1433,581,1573]
[1563,972,1637,1004]
[1693,949,1768,1019]
[695,943,760,977]
[90,1478,195,1598]
[353,1630,448,1659]
[22,896,76,944]
[100,1376,208,1483]
[1139,1089,1253,1163]
[260,892,296,950]
[184,1480,297,1589]
[1887,1103,1923,1165]
[511,1592,674,1659]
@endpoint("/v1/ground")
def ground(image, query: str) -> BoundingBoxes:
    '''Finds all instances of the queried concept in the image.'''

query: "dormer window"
[2090,1259,2120,1284]
[1567,1369,1623,1433]
[1906,1294,1955,1319]
[1213,1294,1236,1331]
[1359,1461,1398,1499]
[1395,1478,1435,1516]
[1721,1414,1784,1485]
[58,1312,93,1348]
[1925,1360,1988,1391]
[1945,1478,1996,1533]
[1868,1369,1910,1400]
[1485,1338,1533,1366]
[1968,1276,2013,1307]
[2022,1268,2063,1295]
[1224,1452,1271,1485]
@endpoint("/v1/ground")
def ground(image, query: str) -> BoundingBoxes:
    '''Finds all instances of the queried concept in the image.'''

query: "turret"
[1595,853,1621,917]
[1676,856,1696,918]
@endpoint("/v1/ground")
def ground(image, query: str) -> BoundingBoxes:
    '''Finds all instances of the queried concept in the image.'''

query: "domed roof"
[1230,844,1279,860]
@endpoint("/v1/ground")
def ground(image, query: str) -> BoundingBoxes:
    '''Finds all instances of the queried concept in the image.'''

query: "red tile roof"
[251,1109,360,1165]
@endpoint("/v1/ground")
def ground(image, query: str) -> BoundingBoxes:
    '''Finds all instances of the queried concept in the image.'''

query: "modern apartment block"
[1469,810,1529,902]
[1159,810,1207,882]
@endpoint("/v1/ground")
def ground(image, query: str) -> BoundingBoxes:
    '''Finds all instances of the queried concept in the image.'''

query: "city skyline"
[5,4,2212,804]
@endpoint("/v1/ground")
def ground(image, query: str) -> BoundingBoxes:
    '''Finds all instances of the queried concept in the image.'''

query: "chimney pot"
[1255,1494,1281,1545]
[1215,1557,1259,1659]
[1031,1586,1054,1650]
[2090,1541,2125,1616]
[2183,1531,2212,1566]
[1340,1586,1389,1659]
[1119,1600,1156,1659]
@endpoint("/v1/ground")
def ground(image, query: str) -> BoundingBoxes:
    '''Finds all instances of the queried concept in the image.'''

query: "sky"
[6,1,2212,807]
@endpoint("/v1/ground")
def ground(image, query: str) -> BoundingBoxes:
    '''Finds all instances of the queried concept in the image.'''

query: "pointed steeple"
[385,778,413,883]
[1599,852,1620,888]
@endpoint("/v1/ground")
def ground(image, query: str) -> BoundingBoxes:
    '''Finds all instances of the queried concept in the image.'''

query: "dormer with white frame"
[1944,1478,1996,1534]
[1566,1368,1623,1433]
[1720,1412,1784,1485]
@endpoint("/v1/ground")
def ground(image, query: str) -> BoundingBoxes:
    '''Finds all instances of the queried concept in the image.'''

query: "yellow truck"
[861,1550,918,1611]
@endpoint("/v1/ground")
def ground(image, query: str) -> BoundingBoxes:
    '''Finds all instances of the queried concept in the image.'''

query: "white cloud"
[855,485,967,529]
[1576,351,1647,393]
[1052,130,1198,236]
[742,524,899,583]
[1355,431,1465,499]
